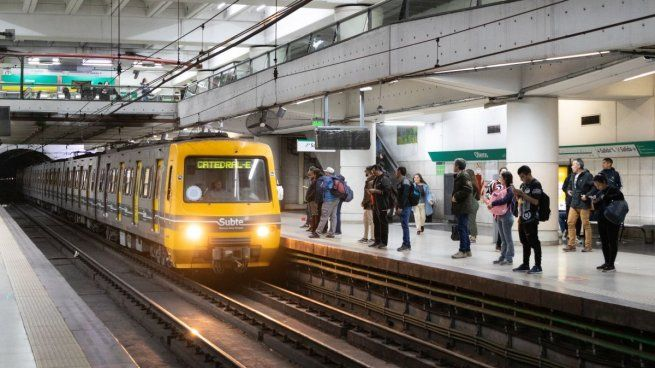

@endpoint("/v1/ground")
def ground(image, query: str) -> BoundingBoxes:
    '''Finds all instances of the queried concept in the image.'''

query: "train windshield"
[184,157,271,203]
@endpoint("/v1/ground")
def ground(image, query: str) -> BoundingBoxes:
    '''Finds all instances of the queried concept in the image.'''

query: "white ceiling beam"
[23,0,38,13]
[223,4,250,20]
[185,3,211,19]
[107,0,130,16]
[146,0,173,17]
[65,0,85,15]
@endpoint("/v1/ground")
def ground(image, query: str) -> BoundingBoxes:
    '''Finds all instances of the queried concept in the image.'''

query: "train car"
[18,138,282,273]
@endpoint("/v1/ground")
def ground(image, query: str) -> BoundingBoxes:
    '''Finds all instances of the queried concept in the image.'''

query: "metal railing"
[183,0,510,99]
[0,82,182,102]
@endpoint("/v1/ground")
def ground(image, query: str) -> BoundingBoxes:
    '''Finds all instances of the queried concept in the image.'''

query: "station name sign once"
[196,160,253,170]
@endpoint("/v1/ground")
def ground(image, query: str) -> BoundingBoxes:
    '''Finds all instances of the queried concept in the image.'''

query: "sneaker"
[465,251,472,257]
[596,263,607,270]
[376,243,388,249]
[325,234,335,239]
[500,260,513,265]
[309,233,320,238]
[527,265,543,274]
[513,264,530,272]
[452,251,467,259]
[493,258,504,264]
[397,245,411,252]
[581,248,593,252]
[495,245,501,252]
[417,230,421,235]
[421,226,424,232]
[369,242,380,248]
[300,224,310,228]
[357,238,368,243]
[335,232,342,236]
[562,247,576,252]
[469,236,477,243]
[602,265,616,273]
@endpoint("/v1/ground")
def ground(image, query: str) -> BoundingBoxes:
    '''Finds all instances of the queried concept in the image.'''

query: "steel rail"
[22,203,374,368]
[248,280,497,368]
[286,251,655,364]
[13,204,246,368]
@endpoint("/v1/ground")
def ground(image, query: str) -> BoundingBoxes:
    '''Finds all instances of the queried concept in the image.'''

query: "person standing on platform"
[451,158,473,259]
[301,166,317,229]
[412,173,433,235]
[564,159,595,252]
[512,166,544,274]
[333,169,346,236]
[592,174,625,272]
[599,157,622,189]
[359,166,375,243]
[486,171,516,265]
[395,167,413,252]
[465,168,481,243]
[305,168,321,233]
[310,168,337,239]
[485,167,508,251]
[367,165,392,249]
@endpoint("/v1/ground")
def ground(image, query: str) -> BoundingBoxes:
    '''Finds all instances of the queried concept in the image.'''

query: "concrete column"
[339,122,376,221]
[506,97,559,243]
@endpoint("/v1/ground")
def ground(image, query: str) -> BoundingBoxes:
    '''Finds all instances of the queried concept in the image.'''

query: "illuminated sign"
[196,160,253,170]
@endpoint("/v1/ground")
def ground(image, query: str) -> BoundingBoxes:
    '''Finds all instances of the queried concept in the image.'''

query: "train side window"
[81,169,88,190]
[98,169,105,193]
[108,169,116,193]
[141,167,152,198]
[166,165,173,201]
[89,166,95,191]
[124,168,133,196]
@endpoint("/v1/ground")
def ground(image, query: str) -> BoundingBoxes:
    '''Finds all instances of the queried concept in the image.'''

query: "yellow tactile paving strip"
[0,208,91,368]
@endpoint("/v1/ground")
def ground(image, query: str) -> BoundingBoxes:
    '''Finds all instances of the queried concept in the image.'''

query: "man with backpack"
[512,165,546,274]
[367,165,392,249]
[395,167,416,251]
[310,168,339,239]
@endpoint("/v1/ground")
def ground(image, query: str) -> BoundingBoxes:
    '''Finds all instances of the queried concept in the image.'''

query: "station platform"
[280,212,655,333]
[0,207,137,368]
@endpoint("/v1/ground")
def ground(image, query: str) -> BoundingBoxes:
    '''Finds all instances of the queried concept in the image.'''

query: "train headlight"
[185,224,204,242]
[256,225,270,238]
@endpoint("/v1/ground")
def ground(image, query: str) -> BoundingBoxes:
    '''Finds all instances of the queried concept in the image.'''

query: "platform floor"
[281,212,655,314]
[0,206,137,368]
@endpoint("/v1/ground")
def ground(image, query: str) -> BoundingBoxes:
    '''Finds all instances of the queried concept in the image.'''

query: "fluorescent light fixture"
[388,79,399,84]
[623,70,655,82]
[217,2,226,9]
[132,61,162,68]
[486,60,534,68]
[545,51,609,61]
[82,58,112,66]
[256,4,265,11]
[295,97,317,105]
[27,57,60,66]
[382,121,425,127]
[359,86,373,92]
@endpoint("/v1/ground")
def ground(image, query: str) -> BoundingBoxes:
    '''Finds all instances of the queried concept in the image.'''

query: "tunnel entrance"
[0,149,51,203]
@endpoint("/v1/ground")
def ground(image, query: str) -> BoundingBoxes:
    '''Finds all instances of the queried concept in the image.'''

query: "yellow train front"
[163,140,281,273]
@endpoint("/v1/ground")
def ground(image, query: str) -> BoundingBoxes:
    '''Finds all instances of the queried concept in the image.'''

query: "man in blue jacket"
[396,167,413,251]
[310,169,338,239]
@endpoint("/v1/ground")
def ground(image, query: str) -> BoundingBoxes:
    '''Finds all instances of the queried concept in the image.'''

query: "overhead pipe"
[2,52,193,66]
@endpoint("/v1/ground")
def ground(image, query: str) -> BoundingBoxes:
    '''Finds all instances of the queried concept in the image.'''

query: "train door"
[152,159,163,232]
[117,162,124,222]
[133,161,142,225]
[165,164,174,215]
[103,163,110,216]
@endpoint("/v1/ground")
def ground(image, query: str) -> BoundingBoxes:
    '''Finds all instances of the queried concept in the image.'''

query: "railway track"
[282,250,655,368]
[11,202,497,368]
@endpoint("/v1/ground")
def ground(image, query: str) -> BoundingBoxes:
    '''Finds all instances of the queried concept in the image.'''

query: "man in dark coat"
[451,158,473,259]
[367,165,392,249]
[564,158,595,252]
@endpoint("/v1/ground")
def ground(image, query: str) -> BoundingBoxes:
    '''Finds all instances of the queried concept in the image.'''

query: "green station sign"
[429,141,655,162]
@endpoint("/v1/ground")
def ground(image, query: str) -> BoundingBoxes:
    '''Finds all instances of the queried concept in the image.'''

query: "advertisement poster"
[558,166,568,211]
[397,127,418,145]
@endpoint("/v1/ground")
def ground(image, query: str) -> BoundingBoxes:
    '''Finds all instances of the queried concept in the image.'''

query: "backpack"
[408,182,420,206]
[538,191,551,222]
[332,176,354,202]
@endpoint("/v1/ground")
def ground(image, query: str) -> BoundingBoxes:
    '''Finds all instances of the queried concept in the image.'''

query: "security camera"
[377,105,384,114]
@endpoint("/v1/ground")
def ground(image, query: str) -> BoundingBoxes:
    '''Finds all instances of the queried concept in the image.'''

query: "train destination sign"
[196,159,253,170]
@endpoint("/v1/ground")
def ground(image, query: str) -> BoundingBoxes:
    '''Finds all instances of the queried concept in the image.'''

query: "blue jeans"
[400,206,412,246]
[457,214,471,252]
[497,211,515,262]
[335,200,343,234]
[558,210,567,233]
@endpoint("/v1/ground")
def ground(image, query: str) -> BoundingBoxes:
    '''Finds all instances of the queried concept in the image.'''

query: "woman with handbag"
[412,173,434,235]
[485,171,516,265]
[592,174,627,273]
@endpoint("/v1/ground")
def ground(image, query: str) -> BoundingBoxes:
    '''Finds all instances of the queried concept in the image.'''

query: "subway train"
[18,138,282,273]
